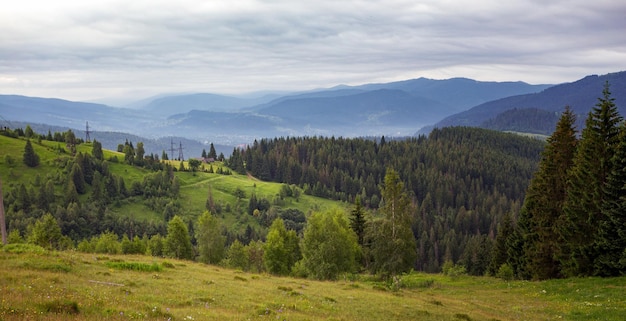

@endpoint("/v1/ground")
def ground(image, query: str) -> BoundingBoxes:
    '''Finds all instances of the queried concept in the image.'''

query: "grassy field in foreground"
[1,246,624,321]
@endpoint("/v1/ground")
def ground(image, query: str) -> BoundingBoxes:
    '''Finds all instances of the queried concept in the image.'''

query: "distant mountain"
[425,71,626,134]
[350,77,552,110]
[137,93,276,116]
[0,75,558,145]
[0,95,152,133]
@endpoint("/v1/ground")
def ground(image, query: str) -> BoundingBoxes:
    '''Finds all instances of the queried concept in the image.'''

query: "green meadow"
[1,245,624,321]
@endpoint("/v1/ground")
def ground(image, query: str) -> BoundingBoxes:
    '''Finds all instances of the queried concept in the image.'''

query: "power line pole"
[178,141,184,161]
[169,139,176,161]
[85,121,91,142]
[0,179,7,245]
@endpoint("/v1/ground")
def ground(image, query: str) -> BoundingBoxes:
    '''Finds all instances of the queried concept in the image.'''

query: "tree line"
[14,168,416,281]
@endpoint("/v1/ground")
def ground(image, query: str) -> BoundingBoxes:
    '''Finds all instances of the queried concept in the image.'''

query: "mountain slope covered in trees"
[228,127,545,273]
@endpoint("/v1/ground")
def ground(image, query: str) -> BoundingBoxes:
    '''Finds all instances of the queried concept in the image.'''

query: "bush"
[1,243,47,254]
[496,263,514,281]
[106,261,162,272]
[442,260,466,279]
[95,232,122,254]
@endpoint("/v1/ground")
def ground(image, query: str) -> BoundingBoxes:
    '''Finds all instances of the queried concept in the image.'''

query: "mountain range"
[425,71,626,135]
[1,71,625,155]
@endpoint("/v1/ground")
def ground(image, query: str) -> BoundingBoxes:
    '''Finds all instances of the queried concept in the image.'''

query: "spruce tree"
[349,198,367,246]
[23,139,40,167]
[70,163,86,194]
[562,82,622,277]
[488,212,515,276]
[594,122,626,276]
[521,107,577,279]
[209,143,217,159]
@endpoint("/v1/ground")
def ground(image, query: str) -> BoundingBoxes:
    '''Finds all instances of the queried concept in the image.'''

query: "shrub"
[442,260,466,279]
[106,261,162,272]
[496,263,514,281]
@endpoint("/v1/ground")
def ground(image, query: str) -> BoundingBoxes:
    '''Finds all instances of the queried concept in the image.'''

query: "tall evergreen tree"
[209,143,217,159]
[70,163,86,194]
[488,212,516,276]
[349,198,366,246]
[594,122,626,276]
[520,107,577,279]
[562,82,622,277]
[22,139,40,167]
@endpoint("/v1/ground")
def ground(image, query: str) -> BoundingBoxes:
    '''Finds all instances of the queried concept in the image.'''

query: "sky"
[1,0,625,103]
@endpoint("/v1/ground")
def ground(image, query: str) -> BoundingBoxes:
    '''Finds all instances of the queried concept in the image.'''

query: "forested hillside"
[228,127,545,273]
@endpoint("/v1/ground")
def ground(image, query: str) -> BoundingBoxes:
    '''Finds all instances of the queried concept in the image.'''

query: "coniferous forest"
[227,126,545,275]
[2,83,624,280]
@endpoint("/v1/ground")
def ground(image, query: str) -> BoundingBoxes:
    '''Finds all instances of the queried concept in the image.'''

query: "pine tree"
[70,163,86,194]
[594,122,626,276]
[562,82,622,277]
[521,107,577,279]
[209,143,217,159]
[488,212,515,276]
[23,139,40,167]
[349,198,366,246]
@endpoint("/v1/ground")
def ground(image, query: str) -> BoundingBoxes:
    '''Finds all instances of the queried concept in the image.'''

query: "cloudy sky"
[1,0,625,103]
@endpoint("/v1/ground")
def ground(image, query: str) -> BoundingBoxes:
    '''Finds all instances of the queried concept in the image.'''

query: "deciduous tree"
[368,168,416,277]
[264,218,300,275]
[164,215,193,260]
[302,209,359,280]
[195,211,225,264]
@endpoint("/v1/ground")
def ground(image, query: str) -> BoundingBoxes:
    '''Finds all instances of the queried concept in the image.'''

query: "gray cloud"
[1,0,625,102]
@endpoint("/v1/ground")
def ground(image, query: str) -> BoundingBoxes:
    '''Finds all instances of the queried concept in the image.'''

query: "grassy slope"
[0,135,348,232]
[1,247,624,321]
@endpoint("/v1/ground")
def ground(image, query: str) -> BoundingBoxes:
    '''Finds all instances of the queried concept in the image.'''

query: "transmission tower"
[85,121,91,142]
[169,139,176,161]
[178,141,184,161]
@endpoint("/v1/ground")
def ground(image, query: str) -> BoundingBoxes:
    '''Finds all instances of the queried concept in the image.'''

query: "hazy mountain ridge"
[427,71,626,134]
[0,75,575,146]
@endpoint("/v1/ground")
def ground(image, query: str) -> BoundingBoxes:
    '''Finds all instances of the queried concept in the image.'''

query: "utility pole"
[169,139,176,161]
[178,141,184,161]
[85,121,91,142]
[0,179,7,245]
